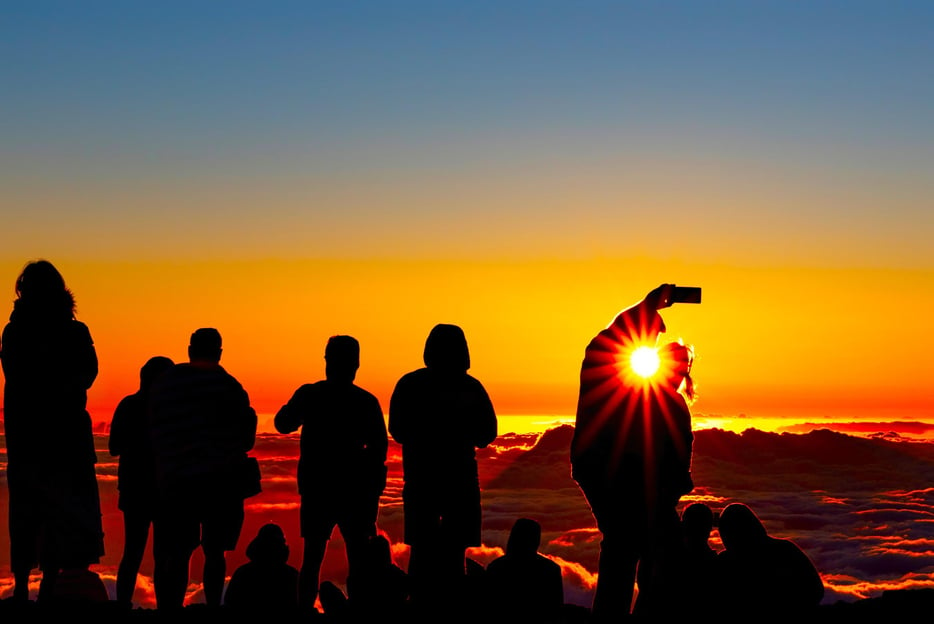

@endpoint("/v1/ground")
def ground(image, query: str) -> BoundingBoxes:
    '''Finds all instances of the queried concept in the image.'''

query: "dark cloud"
[779,421,934,437]
[486,425,578,491]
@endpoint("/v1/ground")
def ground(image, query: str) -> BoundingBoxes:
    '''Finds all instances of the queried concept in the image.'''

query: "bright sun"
[630,346,660,378]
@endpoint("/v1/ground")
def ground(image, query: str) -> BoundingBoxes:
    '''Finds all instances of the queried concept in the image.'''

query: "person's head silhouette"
[506,518,542,558]
[188,327,222,364]
[325,335,360,383]
[718,503,769,552]
[658,341,695,400]
[13,259,75,319]
[681,502,714,549]
[245,523,290,565]
[423,324,470,372]
[140,356,175,393]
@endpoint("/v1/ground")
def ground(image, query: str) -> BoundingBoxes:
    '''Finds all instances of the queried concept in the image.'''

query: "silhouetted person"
[223,523,299,614]
[570,284,695,619]
[346,534,410,618]
[674,502,719,615]
[0,260,104,603]
[716,503,824,616]
[485,518,564,620]
[274,335,388,613]
[148,328,258,609]
[109,355,175,607]
[388,324,497,606]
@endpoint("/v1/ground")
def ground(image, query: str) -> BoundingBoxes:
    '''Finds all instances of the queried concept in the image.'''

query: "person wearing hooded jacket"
[389,323,497,605]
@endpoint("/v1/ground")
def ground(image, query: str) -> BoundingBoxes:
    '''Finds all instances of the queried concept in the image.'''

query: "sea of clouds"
[2,422,934,608]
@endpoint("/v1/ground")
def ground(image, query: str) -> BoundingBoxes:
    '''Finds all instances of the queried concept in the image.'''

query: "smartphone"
[670,286,702,304]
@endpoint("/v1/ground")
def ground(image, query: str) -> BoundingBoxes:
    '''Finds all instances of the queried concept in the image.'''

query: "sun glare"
[630,346,660,378]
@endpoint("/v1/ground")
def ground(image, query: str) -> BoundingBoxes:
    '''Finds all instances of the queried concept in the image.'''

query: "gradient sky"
[2,1,933,427]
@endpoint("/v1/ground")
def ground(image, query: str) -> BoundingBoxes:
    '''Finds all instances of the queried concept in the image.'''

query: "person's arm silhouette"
[66,321,99,390]
[231,384,258,452]
[274,385,311,434]
[470,381,497,449]
[108,395,133,457]
[387,376,414,445]
[363,393,389,494]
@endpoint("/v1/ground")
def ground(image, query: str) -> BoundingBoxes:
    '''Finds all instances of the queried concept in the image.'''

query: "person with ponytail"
[571,284,698,619]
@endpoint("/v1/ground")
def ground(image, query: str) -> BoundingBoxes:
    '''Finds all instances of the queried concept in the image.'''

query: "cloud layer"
[3,424,934,607]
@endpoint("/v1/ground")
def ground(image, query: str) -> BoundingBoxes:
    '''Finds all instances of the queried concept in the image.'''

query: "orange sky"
[2,256,930,431]
[3,2,933,434]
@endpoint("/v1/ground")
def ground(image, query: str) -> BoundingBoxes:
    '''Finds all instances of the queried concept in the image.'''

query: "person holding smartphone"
[571,283,699,619]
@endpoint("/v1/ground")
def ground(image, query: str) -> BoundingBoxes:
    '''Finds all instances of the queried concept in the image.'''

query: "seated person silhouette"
[716,503,824,616]
[675,502,719,615]
[318,534,410,620]
[345,534,409,617]
[223,523,299,613]
[485,518,563,619]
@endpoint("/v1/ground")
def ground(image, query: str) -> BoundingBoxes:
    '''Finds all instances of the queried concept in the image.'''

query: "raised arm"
[605,283,673,348]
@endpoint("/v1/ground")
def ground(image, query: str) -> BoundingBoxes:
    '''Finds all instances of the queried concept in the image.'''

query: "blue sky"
[4,1,931,226]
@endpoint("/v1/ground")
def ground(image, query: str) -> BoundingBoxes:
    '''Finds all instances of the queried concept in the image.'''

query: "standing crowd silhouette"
[0,261,824,620]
